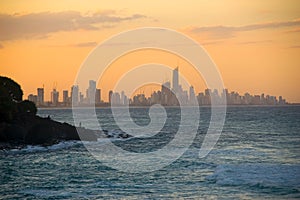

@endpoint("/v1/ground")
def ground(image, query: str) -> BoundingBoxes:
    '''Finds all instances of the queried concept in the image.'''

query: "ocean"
[1,106,300,199]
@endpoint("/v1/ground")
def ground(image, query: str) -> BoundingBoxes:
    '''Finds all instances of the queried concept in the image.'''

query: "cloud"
[0,43,3,49]
[189,19,300,39]
[42,41,101,48]
[288,45,300,48]
[238,40,273,45]
[72,42,97,47]
[201,41,223,46]
[284,28,300,33]
[0,11,146,41]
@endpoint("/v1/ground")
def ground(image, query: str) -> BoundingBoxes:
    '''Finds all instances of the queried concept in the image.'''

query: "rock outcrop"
[0,76,131,150]
[0,113,102,149]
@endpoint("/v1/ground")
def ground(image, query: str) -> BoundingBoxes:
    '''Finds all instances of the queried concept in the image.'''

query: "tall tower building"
[51,89,59,106]
[112,92,121,105]
[189,86,196,105]
[88,80,96,104]
[37,88,44,106]
[162,81,171,105]
[121,91,125,105]
[108,90,113,104]
[172,67,179,93]
[95,89,101,104]
[63,90,68,104]
[71,85,79,106]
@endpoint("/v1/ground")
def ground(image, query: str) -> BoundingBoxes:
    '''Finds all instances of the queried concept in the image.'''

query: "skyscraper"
[71,85,79,106]
[95,89,101,104]
[63,90,68,104]
[161,81,171,105]
[88,80,96,104]
[109,90,113,104]
[51,89,59,106]
[121,91,125,105]
[28,94,37,104]
[37,88,44,106]
[189,86,196,105]
[112,92,121,105]
[172,67,179,93]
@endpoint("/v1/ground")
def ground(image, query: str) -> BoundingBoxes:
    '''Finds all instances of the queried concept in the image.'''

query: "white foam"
[107,129,126,138]
[8,141,81,153]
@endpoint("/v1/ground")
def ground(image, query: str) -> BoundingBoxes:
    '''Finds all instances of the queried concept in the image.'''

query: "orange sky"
[0,1,300,102]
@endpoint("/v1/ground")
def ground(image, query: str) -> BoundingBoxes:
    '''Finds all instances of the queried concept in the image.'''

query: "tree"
[0,76,23,102]
[0,76,36,122]
[17,100,37,115]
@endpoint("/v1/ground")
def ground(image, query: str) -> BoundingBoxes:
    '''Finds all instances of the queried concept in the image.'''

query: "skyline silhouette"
[1,1,299,103]
[26,67,289,107]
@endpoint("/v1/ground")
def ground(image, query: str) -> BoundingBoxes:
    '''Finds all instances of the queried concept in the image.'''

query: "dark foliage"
[0,76,36,122]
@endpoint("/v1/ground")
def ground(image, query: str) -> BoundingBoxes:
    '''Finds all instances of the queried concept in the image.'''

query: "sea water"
[0,106,299,199]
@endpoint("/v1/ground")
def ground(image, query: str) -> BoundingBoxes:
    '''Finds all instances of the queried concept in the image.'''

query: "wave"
[3,129,132,154]
[6,140,82,154]
[206,164,300,192]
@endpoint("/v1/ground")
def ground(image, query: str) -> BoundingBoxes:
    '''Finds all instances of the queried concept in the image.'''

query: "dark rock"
[25,122,58,145]
[0,113,99,149]
[0,122,8,142]
[3,124,27,142]
[0,76,101,149]
[59,122,80,140]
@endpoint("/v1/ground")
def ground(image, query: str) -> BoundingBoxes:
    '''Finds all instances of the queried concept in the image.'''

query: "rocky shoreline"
[0,114,130,151]
[0,76,131,151]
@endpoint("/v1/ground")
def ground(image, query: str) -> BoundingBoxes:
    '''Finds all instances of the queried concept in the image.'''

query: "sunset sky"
[0,1,300,102]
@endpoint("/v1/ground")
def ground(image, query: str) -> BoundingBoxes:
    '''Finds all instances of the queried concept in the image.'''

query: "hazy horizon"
[1,1,300,102]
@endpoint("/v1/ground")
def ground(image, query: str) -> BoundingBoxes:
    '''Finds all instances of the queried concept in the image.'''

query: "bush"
[0,76,37,122]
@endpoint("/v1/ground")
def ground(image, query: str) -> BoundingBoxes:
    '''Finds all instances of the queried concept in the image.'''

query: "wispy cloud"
[238,40,273,45]
[188,19,300,39]
[0,11,146,41]
[201,41,223,46]
[72,42,97,48]
[284,28,300,33]
[42,41,98,48]
[288,45,300,48]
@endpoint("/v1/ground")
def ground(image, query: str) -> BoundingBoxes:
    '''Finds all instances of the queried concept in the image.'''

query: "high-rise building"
[95,89,101,104]
[189,86,196,105]
[71,85,79,106]
[205,88,211,96]
[204,89,211,105]
[88,80,96,104]
[51,89,59,106]
[162,81,177,105]
[28,94,38,104]
[63,90,68,104]
[109,90,113,104]
[172,67,179,93]
[79,92,84,104]
[197,92,205,105]
[37,88,44,106]
[112,92,121,105]
[121,91,125,105]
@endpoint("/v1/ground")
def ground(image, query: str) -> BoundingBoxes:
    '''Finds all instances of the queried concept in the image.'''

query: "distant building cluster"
[221,90,287,105]
[28,80,103,107]
[28,67,288,107]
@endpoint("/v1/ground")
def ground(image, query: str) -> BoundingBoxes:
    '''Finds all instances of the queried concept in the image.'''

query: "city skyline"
[1,2,299,199]
[1,1,300,103]
[27,67,288,107]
